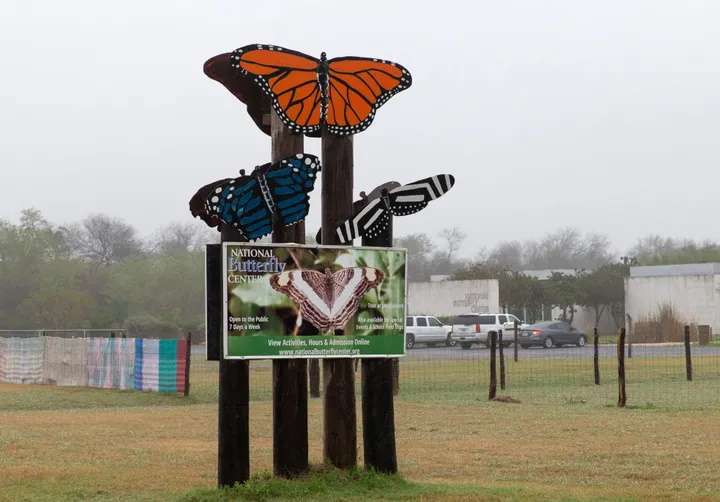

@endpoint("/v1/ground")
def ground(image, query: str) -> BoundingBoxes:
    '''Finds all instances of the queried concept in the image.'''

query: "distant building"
[625,263,719,334]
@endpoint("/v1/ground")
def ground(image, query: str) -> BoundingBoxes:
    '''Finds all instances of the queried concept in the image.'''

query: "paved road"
[403,343,720,360]
[192,343,719,360]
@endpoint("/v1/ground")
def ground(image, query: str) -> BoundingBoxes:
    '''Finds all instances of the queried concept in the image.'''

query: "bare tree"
[438,227,466,263]
[519,227,614,270]
[153,222,197,253]
[394,233,436,282]
[486,240,524,269]
[152,222,219,253]
[63,214,143,266]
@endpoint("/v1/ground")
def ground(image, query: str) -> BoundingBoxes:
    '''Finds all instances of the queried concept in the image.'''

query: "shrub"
[633,302,697,343]
[123,315,181,339]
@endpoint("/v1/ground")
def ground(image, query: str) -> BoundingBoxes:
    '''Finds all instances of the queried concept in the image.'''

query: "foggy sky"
[2,1,719,258]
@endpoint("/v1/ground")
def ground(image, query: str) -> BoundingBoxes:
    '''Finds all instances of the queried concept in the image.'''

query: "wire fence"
[2,330,719,407]
[185,331,720,409]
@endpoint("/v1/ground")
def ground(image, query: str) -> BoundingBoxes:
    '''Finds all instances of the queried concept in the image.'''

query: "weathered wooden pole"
[309,361,321,398]
[498,329,506,390]
[392,359,399,396]
[360,219,398,474]
[593,327,600,385]
[218,226,250,486]
[321,131,357,468]
[617,327,626,408]
[270,110,309,477]
[513,320,519,362]
[184,332,191,397]
[488,331,497,400]
[684,324,693,382]
[627,315,633,359]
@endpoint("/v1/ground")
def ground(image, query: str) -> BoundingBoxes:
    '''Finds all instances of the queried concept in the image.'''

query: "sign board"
[222,242,407,359]
[407,279,500,317]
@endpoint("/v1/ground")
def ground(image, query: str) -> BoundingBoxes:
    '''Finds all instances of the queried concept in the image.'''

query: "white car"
[405,315,454,349]
[450,313,528,350]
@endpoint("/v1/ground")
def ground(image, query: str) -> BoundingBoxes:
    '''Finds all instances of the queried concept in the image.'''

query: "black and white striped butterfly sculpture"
[320,174,455,244]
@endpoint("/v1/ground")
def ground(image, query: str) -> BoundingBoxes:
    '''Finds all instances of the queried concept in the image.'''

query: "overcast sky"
[2,1,718,258]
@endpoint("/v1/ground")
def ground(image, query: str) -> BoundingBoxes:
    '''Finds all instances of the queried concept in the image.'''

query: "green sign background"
[223,243,407,359]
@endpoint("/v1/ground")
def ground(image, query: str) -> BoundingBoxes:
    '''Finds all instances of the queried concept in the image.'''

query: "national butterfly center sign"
[223,243,407,359]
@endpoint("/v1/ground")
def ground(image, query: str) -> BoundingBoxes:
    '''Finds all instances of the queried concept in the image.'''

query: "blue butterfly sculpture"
[189,153,321,240]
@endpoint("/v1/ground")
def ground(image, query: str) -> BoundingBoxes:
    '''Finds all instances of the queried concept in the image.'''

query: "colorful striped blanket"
[0,337,44,384]
[0,336,187,393]
[86,337,135,390]
[42,337,87,386]
[134,338,187,393]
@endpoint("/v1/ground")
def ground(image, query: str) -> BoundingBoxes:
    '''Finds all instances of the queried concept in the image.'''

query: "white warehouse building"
[624,263,720,333]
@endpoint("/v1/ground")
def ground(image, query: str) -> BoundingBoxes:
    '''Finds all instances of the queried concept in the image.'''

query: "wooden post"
[513,320,519,362]
[498,329,506,390]
[321,131,357,469]
[218,226,250,486]
[698,325,711,345]
[270,110,309,477]
[392,359,399,396]
[593,327,600,385]
[627,315,633,359]
[309,361,321,397]
[184,332,191,397]
[360,220,397,474]
[205,244,222,361]
[617,327,626,408]
[488,331,497,400]
[684,324,693,382]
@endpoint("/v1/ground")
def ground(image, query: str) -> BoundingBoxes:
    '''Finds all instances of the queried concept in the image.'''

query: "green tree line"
[2,209,718,335]
[451,263,628,328]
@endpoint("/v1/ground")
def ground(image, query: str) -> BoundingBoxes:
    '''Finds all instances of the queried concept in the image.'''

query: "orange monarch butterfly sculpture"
[231,44,412,136]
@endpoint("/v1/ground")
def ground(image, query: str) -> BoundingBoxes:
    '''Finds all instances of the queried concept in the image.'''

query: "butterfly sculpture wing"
[315,181,401,244]
[269,267,384,333]
[332,174,456,244]
[189,178,232,230]
[325,57,412,136]
[387,174,455,217]
[335,198,390,244]
[231,45,323,135]
[261,153,321,226]
[208,171,273,240]
[231,44,412,136]
[191,154,321,241]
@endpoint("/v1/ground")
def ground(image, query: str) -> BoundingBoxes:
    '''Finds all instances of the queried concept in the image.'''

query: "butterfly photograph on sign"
[316,174,456,244]
[222,243,407,360]
[189,153,321,241]
[269,266,384,334]
[230,44,412,136]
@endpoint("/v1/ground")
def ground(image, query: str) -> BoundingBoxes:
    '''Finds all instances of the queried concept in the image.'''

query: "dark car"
[518,321,587,349]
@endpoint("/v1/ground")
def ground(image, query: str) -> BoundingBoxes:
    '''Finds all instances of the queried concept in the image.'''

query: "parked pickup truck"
[450,313,528,350]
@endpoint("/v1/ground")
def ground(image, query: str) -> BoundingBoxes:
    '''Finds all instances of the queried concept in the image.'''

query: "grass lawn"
[1,356,720,501]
